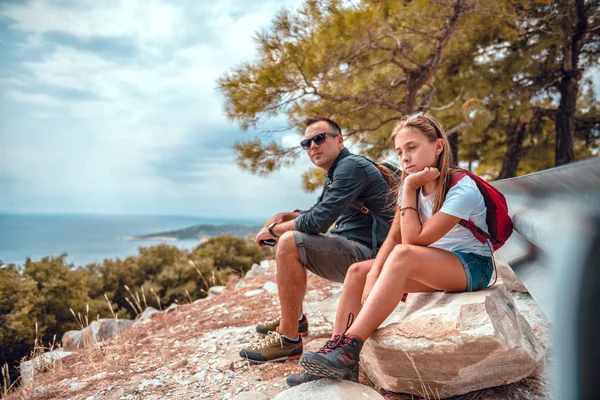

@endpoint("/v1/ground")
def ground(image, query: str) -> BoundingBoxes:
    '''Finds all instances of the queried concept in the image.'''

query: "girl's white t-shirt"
[399,175,492,257]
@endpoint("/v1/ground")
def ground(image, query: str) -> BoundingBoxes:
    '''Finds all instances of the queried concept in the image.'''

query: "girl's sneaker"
[285,371,323,387]
[299,334,363,380]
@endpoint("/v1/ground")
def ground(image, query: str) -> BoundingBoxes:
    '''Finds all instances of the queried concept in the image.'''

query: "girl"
[297,112,494,381]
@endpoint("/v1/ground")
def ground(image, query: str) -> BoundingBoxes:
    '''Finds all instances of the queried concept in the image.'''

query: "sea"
[0,213,264,267]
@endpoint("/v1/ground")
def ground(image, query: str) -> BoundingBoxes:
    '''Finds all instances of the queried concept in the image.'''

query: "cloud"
[2,0,176,40]
[0,0,314,218]
[4,89,61,105]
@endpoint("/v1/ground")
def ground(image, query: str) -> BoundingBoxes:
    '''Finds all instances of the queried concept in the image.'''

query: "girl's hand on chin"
[404,167,440,189]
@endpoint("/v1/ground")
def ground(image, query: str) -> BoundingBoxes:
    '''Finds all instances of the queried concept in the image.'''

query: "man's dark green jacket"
[294,148,395,252]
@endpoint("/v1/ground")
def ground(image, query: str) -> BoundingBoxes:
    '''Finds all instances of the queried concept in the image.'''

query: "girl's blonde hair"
[391,113,457,214]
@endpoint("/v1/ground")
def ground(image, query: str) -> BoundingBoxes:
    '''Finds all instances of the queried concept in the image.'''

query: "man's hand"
[255,227,278,247]
[361,269,380,305]
[404,167,440,190]
[264,212,299,227]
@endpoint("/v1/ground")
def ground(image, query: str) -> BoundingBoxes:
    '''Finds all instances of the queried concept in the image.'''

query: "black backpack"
[373,160,402,191]
[358,157,401,253]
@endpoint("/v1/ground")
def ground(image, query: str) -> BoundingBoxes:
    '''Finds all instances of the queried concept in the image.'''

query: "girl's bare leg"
[332,260,371,336]
[332,257,440,336]
[346,244,467,341]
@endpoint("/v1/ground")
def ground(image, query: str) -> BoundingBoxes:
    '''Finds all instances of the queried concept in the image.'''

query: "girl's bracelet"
[400,206,418,216]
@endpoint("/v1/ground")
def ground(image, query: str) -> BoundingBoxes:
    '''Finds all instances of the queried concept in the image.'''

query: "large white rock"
[20,350,73,385]
[273,379,384,399]
[361,286,544,398]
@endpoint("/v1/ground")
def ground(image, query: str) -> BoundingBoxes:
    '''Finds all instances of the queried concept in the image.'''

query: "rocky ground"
[7,260,553,400]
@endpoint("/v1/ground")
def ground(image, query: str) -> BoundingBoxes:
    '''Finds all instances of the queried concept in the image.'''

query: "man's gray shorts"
[293,231,374,283]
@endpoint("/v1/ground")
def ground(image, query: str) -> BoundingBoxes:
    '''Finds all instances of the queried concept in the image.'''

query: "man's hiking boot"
[286,371,323,387]
[299,334,363,380]
[256,314,309,337]
[239,332,303,363]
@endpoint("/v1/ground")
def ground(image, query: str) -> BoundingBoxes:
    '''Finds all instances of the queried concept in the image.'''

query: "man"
[239,117,394,377]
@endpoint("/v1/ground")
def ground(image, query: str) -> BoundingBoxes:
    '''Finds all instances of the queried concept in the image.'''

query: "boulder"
[245,260,274,278]
[273,379,384,400]
[208,286,226,296]
[61,330,83,351]
[361,286,544,398]
[134,306,161,325]
[495,253,528,293]
[20,350,73,385]
[66,319,134,349]
[165,303,179,313]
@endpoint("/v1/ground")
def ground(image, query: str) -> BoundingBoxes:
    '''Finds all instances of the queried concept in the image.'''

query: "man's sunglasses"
[300,132,339,150]
[406,111,442,138]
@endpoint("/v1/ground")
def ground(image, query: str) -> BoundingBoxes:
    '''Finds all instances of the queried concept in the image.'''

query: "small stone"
[69,382,85,391]
[193,370,207,384]
[244,289,263,297]
[33,386,52,398]
[217,360,233,372]
[89,372,108,381]
[169,359,188,370]
[208,286,226,295]
[263,281,278,294]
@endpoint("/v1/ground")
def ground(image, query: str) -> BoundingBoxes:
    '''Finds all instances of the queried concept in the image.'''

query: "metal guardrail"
[491,157,600,400]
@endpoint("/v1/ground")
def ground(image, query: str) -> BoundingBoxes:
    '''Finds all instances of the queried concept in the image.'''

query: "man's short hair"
[304,117,342,135]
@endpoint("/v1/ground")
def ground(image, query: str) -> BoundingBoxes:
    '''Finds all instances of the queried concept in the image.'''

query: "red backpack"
[447,169,513,251]
[400,169,513,303]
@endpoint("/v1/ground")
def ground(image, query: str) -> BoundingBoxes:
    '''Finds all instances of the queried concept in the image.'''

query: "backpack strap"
[448,170,499,289]
[359,205,391,255]
[448,171,494,245]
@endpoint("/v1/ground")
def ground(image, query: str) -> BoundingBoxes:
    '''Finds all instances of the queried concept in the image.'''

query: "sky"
[0,0,316,220]
[2,1,598,221]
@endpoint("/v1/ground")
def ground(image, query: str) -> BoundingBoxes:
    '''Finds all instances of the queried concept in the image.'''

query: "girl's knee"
[345,260,372,280]
[387,245,419,274]
[390,244,417,261]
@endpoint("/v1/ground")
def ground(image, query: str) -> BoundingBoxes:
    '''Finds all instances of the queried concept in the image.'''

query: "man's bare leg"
[276,231,307,338]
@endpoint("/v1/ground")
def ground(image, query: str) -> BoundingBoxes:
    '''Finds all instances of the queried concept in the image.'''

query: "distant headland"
[125,223,262,241]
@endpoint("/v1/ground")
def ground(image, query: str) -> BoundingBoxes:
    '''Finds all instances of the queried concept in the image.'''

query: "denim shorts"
[453,251,494,292]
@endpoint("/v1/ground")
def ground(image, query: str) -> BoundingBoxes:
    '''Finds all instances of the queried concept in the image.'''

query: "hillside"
[8,260,552,400]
